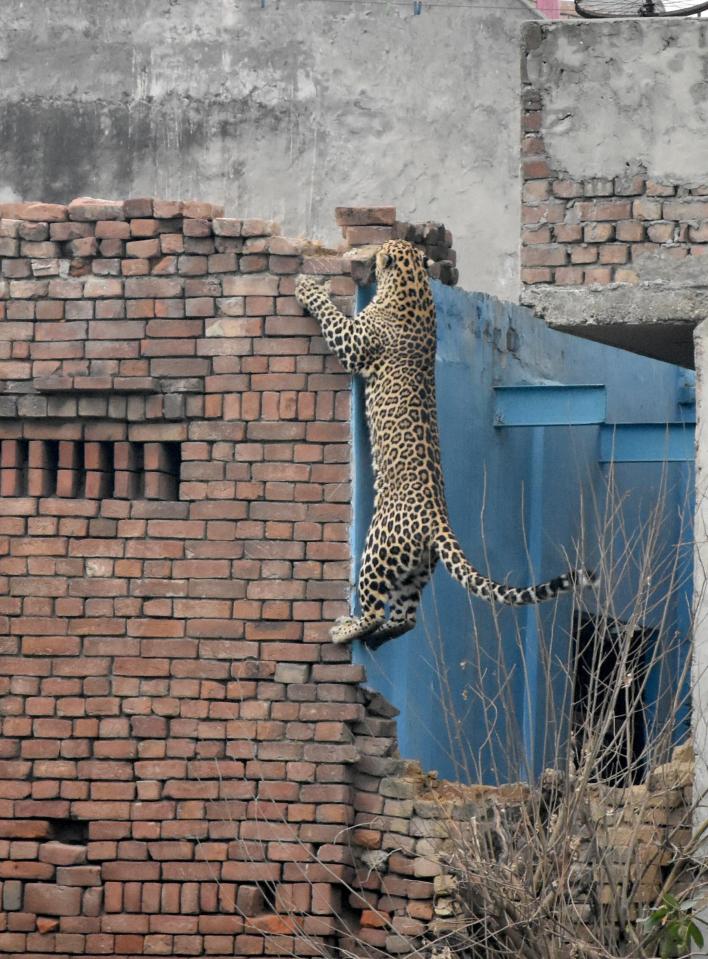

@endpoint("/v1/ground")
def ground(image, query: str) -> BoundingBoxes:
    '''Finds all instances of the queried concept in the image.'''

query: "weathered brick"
[615,220,645,242]
[633,197,663,220]
[223,274,279,296]
[0,202,67,222]
[570,245,598,265]
[335,206,396,226]
[24,882,82,915]
[582,177,614,197]
[344,225,394,246]
[183,200,223,219]
[84,276,123,298]
[126,237,160,258]
[615,267,640,284]
[551,179,583,199]
[56,864,102,886]
[575,199,632,221]
[689,222,708,242]
[583,222,614,243]
[598,243,628,264]
[522,225,552,245]
[613,174,645,196]
[646,180,676,197]
[68,197,125,221]
[521,244,566,267]
[584,266,613,284]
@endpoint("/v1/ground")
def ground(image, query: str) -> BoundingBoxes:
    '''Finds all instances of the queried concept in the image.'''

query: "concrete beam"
[522,284,708,369]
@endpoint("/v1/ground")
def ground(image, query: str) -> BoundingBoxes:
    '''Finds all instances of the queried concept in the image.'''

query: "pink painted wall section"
[536,0,561,16]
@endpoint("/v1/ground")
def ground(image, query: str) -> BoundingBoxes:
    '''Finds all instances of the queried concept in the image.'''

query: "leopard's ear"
[376,249,394,273]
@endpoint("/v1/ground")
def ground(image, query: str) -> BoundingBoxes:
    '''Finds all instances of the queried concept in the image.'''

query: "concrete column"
[693,319,708,817]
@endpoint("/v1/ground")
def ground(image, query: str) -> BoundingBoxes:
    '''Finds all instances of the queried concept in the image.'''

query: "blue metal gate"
[352,282,693,783]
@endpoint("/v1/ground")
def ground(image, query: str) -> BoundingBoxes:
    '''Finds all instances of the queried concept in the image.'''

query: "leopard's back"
[359,243,445,511]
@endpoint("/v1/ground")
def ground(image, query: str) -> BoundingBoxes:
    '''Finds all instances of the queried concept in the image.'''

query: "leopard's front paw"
[295,275,325,309]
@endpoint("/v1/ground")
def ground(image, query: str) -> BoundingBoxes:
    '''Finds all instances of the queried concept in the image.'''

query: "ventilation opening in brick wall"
[0,437,181,500]
[47,818,90,845]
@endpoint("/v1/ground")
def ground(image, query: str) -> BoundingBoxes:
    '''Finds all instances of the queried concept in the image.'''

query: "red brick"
[554,267,584,286]
[24,882,82,915]
[689,222,708,242]
[616,220,645,242]
[633,197,664,220]
[335,206,395,226]
[344,225,393,246]
[68,197,125,221]
[56,864,102,886]
[126,237,160,258]
[22,635,80,656]
[39,841,87,866]
[599,243,628,264]
[523,158,551,179]
[575,199,632,221]
[584,266,613,284]
[523,225,552,245]
[521,244,566,267]
[184,201,223,219]
[583,222,614,243]
[1,202,67,222]
[95,220,130,239]
[113,197,146,222]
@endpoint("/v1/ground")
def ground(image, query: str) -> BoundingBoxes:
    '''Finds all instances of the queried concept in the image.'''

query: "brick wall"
[520,88,708,289]
[0,193,695,958]
[0,196,458,958]
[345,736,693,956]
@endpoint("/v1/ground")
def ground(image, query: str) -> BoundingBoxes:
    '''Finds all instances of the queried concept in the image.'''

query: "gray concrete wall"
[0,0,540,300]
[525,18,708,184]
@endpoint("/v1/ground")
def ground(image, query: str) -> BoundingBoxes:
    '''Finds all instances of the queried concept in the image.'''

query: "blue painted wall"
[352,283,692,784]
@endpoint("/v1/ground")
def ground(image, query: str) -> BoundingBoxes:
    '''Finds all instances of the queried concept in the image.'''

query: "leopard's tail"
[434,524,596,606]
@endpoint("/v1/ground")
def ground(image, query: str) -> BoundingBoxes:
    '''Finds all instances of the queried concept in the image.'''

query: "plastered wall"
[0,0,541,301]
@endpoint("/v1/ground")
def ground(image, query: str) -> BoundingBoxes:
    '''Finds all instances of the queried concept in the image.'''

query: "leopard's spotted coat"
[295,240,594,647]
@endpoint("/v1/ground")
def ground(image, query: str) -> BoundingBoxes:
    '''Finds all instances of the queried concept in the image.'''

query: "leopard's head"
[374,240,434,323]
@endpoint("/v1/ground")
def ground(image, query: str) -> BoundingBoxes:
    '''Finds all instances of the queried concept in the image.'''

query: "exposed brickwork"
[334,208,459,287]
[520,89,708,289]
[0,197,461,957]
[0,192,693,959]
[5,190,685,957]
[346,718,692,956]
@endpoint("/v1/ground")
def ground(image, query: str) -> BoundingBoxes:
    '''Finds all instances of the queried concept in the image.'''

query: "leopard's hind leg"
[331,508,429,646]
[363,554,437,650]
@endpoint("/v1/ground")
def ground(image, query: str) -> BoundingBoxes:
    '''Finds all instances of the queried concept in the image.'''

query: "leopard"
[295,239,595,648]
